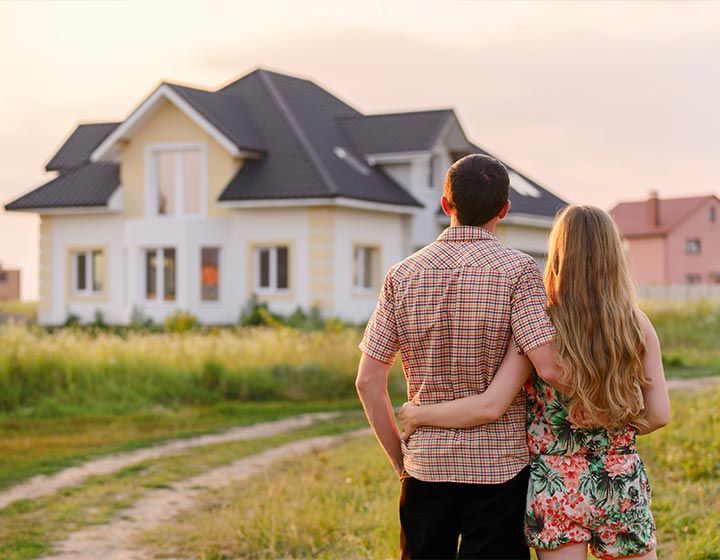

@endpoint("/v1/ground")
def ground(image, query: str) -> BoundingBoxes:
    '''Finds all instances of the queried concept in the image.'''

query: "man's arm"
[356,353,404,476]
[525,342,570,394]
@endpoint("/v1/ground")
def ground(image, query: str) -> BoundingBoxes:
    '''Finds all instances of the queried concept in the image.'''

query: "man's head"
[441,154,511,228]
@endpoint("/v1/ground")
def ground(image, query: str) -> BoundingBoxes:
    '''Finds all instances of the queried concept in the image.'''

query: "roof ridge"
[339,108,454,121]
[257,70,340,195]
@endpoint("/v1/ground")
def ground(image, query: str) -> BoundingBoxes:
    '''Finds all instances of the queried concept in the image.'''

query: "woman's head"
[545,205,648,430]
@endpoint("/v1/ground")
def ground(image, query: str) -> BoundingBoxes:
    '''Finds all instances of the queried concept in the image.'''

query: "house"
[611,192,720,289]
[5,68,567,325]
[0,263,20,301]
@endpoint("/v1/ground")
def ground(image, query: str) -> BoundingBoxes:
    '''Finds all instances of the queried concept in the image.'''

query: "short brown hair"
[443,154,509,226]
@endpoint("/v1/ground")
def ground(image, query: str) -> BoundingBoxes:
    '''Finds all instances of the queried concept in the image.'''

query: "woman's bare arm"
[634,312,671,435]
[398,344,532,439]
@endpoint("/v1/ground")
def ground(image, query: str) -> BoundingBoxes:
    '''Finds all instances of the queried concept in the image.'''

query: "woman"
[399,205,670,560]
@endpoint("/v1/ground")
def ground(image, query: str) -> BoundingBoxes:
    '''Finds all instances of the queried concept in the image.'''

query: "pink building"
[0,262,21,301]
[611,193,720,286]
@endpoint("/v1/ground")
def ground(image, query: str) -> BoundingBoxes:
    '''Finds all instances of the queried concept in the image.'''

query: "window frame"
[70,248,106,297]
[145,142,207,218]
[253,245,290,295]
[200,246,221,303]
[353,244,381,294]
[685,238,702,255]
[143,247,177,303]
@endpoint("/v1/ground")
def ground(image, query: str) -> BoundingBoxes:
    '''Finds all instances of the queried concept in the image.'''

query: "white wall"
[230,207,310,318]
[332,207,407,323]
[43,213,124,325]
[124,215,237,325]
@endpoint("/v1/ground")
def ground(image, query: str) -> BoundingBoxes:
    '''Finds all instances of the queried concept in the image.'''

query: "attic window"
[508,170,541,198]
[333,146,371,176]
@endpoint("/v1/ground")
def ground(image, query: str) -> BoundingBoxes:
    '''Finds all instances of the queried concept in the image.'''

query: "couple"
[356,154,671,560]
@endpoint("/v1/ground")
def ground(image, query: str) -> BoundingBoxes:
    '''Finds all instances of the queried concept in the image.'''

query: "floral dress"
[524,375,656,559]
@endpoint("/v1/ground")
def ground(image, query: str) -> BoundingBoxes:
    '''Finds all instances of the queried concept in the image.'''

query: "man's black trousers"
[399,466,530,560]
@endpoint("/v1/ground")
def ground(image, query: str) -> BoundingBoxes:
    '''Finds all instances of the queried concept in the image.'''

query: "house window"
[72,250,105,295]
[201,247,220,301]
[354,246,379,291]
[686,274,702,285]
[428,155,436,188]
[254,246,289,293]
[151,148,203,216]
[711,207,717,223]
[145,248,176,301]
[685,239,701,255]
[0,271,6,284]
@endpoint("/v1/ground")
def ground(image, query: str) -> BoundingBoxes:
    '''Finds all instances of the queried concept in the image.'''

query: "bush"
[163,310,199,333]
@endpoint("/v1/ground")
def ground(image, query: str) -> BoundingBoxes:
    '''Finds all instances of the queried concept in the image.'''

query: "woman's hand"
[398,402,421,441]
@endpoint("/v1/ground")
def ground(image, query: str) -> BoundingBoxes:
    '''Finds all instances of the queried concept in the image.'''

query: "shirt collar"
[437,225,498,243]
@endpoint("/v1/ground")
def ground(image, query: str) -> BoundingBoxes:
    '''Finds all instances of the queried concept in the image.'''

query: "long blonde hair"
[545,205,648,430]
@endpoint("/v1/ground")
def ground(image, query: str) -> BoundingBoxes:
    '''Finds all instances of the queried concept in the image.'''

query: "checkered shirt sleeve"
[359,271,399,364]
[511,259,556,354]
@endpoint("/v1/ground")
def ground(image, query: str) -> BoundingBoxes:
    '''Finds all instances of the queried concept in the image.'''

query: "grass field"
[140,387,720,560]
[0,413,369,560]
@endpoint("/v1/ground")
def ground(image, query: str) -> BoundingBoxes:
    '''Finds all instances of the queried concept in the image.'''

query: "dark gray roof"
[8,68,566,213]
[218,70,421,207]
[5,163,119,210]
[166,83,265,153]
[45,123,119,172]
[436,145,567,219]
[338,110,453,155]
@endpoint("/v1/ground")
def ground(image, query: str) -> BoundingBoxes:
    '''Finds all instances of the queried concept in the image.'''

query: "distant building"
[611,192,720,288]
[0,263,20,301]
[6,68,566,325]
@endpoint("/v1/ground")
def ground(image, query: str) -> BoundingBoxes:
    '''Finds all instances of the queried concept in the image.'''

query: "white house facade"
[6,68,567,325]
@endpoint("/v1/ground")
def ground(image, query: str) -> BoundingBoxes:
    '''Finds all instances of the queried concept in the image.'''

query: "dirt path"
[0,411,340,511]
[39,428,371,560]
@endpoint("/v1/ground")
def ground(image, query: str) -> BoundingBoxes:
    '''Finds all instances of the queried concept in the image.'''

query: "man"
[356,154,561,559]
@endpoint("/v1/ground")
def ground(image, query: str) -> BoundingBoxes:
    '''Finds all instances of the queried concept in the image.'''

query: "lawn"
[140,387,720,560]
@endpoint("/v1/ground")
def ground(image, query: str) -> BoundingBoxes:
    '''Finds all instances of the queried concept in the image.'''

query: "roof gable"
[91,83,264,162]
[338,110,453,155]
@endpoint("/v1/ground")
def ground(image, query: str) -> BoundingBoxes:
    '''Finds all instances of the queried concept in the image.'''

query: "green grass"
[0,323,406,416]
[0,413,369,560]
[644,300,720,377]
[0,399,361,491]
[140,387,720,560]
[0,301,37,321]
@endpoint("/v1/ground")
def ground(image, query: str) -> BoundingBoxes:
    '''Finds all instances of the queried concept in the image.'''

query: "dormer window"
[148,144,205,217]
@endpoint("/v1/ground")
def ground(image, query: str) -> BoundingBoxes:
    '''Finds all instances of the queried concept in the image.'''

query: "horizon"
[1,0,718,300]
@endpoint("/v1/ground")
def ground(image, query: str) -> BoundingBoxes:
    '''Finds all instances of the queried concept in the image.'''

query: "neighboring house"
[611,192,720,287]
[0,263,21,301]
[6,68,567,325]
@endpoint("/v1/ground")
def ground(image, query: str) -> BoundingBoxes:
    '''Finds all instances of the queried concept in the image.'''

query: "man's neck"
[450,216,497,233]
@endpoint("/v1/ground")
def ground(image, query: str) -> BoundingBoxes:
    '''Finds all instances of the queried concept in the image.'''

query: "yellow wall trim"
[38,217,53,312]
[308,207,335,311]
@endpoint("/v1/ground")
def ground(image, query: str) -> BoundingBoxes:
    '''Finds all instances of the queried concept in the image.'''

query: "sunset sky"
[1,0,718,299]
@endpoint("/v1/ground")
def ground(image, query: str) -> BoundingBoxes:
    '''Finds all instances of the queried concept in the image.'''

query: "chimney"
[647,190,660,227]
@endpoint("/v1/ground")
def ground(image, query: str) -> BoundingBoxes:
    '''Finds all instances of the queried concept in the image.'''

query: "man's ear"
[498,200,511,220]
[440,195,454,217]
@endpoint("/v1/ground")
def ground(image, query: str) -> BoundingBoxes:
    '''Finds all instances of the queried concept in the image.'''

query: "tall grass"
[0,324,404,416]
[643,300,720,371]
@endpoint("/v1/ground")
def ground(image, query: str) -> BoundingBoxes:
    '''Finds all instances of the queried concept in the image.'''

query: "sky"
[1,0,718,300]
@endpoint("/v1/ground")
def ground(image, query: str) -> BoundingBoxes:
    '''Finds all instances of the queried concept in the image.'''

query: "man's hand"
[398,402,420,441]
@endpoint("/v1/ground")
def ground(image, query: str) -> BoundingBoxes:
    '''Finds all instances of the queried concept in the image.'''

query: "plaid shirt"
[360,226,555,484]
